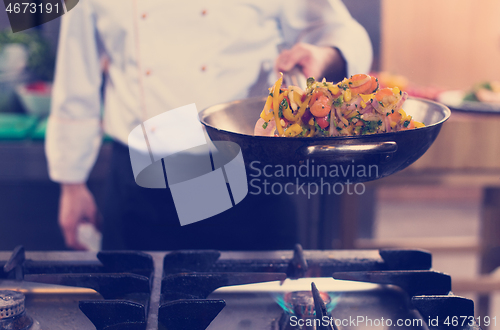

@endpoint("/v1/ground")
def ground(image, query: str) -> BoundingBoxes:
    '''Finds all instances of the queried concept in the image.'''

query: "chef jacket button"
[142,13,147,19]
[146,70,152,76]
[201,65,207,72]
[201,9,207,16]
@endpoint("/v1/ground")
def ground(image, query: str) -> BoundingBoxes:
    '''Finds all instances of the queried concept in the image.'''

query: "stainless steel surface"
[199,97,451,183]
[300,142,398,156]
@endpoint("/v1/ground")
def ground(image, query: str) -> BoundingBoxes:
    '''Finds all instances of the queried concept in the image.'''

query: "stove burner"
[0,290,25,319]
[284,291,332,317]
[0,246,484,330]
[276,284,339,330]
[0,291,33,330]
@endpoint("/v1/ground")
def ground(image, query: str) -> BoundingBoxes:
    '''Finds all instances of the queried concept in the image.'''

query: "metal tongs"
[277,44,307,90]
[283,65,307,91]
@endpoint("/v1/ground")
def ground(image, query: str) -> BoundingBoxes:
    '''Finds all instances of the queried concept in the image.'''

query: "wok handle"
[300,141,398,156]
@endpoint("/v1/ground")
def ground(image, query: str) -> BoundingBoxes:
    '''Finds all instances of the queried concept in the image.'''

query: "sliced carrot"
[349,74,371,88]
[388,110,401,123]
[310,95,331,117]
[375,88,394,102]
[309,91,322,106]
[369,76,379,93]
[350,84,370,95]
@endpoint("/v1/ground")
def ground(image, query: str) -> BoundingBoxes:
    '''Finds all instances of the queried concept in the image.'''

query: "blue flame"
[326,293,340,313]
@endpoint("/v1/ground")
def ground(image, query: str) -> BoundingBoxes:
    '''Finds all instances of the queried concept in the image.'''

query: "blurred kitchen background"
[0,0,499,324]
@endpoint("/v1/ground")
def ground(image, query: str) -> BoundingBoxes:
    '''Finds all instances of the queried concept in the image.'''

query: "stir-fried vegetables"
[255,73,425,137]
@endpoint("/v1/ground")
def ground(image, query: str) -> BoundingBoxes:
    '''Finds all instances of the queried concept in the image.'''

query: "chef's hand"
[275,43,346,82]
[59,183,100,250]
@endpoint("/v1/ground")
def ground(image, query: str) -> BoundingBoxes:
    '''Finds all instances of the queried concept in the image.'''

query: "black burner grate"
[0,245,483,330]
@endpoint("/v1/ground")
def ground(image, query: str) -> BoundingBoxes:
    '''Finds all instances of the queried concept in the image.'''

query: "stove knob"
[0,290,25,320]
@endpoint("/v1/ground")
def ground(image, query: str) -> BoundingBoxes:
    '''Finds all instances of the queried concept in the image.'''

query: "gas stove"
[0,245,483,330]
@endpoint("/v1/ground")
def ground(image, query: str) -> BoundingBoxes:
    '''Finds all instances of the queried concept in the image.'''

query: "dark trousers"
[102,141,298,250]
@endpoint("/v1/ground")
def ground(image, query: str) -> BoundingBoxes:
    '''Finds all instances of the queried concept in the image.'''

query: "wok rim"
[199,96,451,141]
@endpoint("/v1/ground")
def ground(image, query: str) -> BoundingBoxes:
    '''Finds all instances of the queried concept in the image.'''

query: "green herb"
[314,122,328,135]
[262,122,268,129]
[323,82,328,86]
[403,120,411,128]
[333,95,343,107]
[361,120,381,135]
[278,98,288,118]
[269,92,274,97]
[479,82,493,90]
[306,77,316,89]
[463,92,478,102]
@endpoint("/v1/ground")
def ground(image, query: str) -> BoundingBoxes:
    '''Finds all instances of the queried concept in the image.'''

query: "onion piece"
[361,112,379,121]
[347,95,362,111]
[359,103,374,114]
[384,116,392,133]
[371,98,385,113]
[329,107,335,136]
[254,118,276,136]
[394,91,408,110]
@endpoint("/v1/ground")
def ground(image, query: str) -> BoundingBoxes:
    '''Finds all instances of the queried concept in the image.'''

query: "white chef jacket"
[46,0,372,183]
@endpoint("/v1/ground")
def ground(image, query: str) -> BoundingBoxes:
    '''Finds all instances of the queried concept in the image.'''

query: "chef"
[46,0,372,250]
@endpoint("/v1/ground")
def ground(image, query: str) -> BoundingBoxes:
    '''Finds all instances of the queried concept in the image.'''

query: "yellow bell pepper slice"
[328,84,340,96]
[307,125,316,137]
[343,89,352,103]
[260,95,274,121]
[273,73,284,136]
[413,121,425,128]
[284,94,311,122]
[284,123,303,137]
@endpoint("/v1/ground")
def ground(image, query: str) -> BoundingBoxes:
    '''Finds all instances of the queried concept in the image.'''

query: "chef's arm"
[45,0,102,249]
[275,0,372,80]
[58,183,99,250]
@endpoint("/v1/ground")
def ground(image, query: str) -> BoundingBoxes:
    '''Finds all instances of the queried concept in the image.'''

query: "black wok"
[199,97,451,183]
